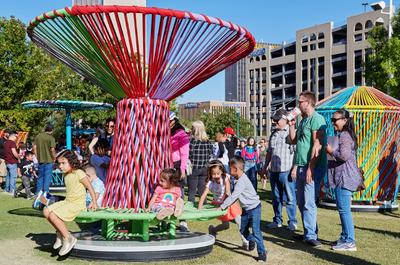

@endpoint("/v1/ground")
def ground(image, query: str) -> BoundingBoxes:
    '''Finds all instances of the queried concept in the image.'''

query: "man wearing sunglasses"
[288,91,327,248]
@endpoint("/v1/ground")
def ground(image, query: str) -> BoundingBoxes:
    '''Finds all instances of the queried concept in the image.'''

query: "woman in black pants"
[188,121,213,203]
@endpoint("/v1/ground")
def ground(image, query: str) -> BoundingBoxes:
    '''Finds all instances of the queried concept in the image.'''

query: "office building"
[247,4,392,138]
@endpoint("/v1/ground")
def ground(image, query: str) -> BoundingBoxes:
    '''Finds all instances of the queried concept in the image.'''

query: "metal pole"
[65,109,73,150]
[236,107,240,138]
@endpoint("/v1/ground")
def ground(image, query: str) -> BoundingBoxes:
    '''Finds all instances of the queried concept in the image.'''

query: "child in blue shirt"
[84,165,105,208]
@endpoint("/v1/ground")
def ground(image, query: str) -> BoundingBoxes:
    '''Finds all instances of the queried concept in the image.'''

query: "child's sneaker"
[32,191,43,208]
[248,240,256,251]
[242,241,249,251]
[156,208,174,220]
[59,234,77,256]
[208,225,217,237]
[53,231,62,249]
[174,198,184,217]
[288,222,298,231]
[257,252,267,262]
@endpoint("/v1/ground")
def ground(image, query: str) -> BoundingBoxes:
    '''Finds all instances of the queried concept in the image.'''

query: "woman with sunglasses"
[326,109,363,252]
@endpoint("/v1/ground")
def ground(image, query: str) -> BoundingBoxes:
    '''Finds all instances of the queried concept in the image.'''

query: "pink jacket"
[170,129,190,172]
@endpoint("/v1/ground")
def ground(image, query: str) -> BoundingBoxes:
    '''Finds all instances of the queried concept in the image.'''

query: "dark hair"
[25,151,34,157]
[95,138,110,151]
[171,118,186,136]
[105,118,115,125]
[229,156,245,170]
[246,136,257,150]
[299,91,316,107]
[160,168,181,187]
[44,123,53,132]
[206,160,227,182]
[334,109,358,151]
[56,150,81,170]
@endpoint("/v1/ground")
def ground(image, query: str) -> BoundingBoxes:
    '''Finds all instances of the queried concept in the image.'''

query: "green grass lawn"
[0,187,399,265]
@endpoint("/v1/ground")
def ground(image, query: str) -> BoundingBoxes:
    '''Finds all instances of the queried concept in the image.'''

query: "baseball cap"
[271,108,288,121]
[224,127,236,136]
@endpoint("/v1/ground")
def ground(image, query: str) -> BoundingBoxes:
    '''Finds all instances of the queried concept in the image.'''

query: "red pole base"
[103,98,172,210]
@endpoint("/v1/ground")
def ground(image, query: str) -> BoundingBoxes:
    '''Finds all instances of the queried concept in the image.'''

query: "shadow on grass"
[8,207,43,218]
[214,239,258,261]
[260,220,379,265]
[26,232,70,261]
[379,211,400,218]
[355,225,400,239]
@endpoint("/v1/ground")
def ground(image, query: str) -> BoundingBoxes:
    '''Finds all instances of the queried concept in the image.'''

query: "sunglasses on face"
[106,124,115,128]
[331,117,344,123]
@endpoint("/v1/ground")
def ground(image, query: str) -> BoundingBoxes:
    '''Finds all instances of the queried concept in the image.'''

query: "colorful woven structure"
[316,86,400,205]
[27,5,255,211]
[22,100,113,150]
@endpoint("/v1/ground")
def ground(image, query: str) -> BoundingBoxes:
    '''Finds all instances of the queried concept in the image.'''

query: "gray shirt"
[268,126,295,172]
[220,173,260,211]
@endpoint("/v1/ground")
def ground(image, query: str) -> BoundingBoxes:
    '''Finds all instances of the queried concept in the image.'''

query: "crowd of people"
[0,91,365,260]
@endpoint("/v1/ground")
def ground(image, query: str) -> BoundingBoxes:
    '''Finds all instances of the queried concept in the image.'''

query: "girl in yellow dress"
[43,150,98,256]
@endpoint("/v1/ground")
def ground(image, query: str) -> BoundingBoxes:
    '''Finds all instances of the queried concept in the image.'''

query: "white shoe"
[59,234,77,256]
[53,231,62,249]
[266,222,282,229]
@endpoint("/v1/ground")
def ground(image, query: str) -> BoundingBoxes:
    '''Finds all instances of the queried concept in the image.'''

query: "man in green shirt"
[33,124,56,194]
[288,91,327,248]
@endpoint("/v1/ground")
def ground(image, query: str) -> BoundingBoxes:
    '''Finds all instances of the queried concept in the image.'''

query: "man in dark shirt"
[0,129,11,191]
[4,131,19,194]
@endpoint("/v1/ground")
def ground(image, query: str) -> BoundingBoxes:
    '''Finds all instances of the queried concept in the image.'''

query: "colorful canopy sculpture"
[27,5,255,210]
[22,100,113,150]
[316,86,400,204]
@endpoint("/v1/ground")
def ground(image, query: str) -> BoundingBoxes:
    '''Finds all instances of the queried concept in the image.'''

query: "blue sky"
[1,0,392,103]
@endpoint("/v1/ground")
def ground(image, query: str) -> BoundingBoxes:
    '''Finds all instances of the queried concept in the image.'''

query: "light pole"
[235,107,240,138]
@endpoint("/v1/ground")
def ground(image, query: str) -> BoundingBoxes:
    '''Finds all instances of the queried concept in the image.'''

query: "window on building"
[354,33,363,42]
[355,22,363,31]
[365,20,373,29]
[302,35,309,43]
[302,60,307,68]
[261,55,267,60]
[250,58,254,63]
[310,43,316,50]
[310,33,317,41]
[256,57,260,61]
[302,45,308,52]
[318,32,325,39]
[318,42,325,49]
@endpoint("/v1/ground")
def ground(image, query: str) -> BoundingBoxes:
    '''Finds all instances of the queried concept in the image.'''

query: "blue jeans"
[5,163,17,193]
[245,165,257,191]
[36,163,54,194]
[270,170,297,225]
[335,187,355,243]
[296,166,318,240]
[240,203,266,255]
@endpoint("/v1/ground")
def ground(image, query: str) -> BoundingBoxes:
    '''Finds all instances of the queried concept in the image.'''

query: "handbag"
[356,167,366,191]
[0,159,7,177]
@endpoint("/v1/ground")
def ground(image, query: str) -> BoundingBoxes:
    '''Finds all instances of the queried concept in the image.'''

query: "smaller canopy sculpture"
[316,86,400,210]
[22,100,113,150]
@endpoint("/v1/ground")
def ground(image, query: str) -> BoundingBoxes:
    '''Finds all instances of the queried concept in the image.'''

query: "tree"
[365,11,400,99]
[197,109,253,139]
[0,17,116,138]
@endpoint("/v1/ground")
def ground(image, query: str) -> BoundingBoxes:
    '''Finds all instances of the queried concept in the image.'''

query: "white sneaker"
[53,231,62,249]
[266,222,282,229]
[288,223,298,231]
[59,234,77,256]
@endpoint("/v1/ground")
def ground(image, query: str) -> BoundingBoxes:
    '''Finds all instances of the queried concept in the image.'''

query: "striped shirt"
[189,138,213,169]
[267,126,295,172]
